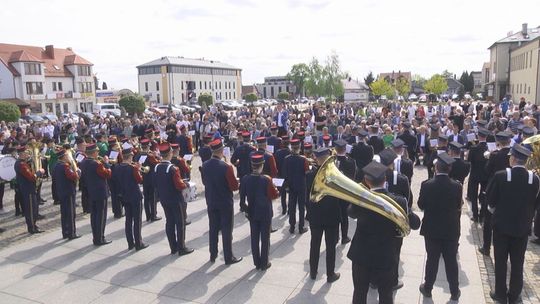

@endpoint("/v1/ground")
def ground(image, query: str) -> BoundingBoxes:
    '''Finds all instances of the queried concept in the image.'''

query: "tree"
[321,51,345,100]
[197,93,213,109]
[423,74,448,95]
[364,71,375,89]
[102,82,108,90]
[277,92,289,100]
[304,57,325,98]
[287,63,309,97]
[370,79,394,99]
[441,69,453,78]
[0,101,21,122]
[244,93,258,103]
[394,77,410,97]
[118,95,145,115]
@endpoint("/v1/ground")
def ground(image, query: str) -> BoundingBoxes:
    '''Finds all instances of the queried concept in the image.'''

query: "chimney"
[45,45,55,59]
[522,23,528,37]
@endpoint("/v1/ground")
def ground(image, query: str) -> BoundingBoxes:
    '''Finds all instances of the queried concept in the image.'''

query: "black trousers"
[352,262,394,304]
[250,218,271,268]
[111,192,123,218]
[143,184,157,221]
[161,201,186,252]
[0,182,4,209]
[423,237,459,294]
[338,201,349,239]
[288,188,305,229]
[51,176,59,202]
[14,187,23,214]
[81,187,90,213]
[493,230,528,302]
[194,131,200,151]
[280,187,287,213]
[208,207,234,262]
[467,177,487,219]
[309,225,338,276]
[59,194,77,238]
[534,209,540,238]
[22,192,38,233]
[482,212,493,252]
[393,238,403,286]
[90,198,108,244]
[125,200,143,247]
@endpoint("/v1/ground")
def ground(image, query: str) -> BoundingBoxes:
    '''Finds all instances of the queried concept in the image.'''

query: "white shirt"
[420,134,426,147]
[277,111,283,127]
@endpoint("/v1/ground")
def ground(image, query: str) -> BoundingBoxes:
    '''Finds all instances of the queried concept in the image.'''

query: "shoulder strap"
[393,170,398,185]
[506,168,511,182]
[528,170,533,185]
[166,164,173,173]
[154,163,160,173]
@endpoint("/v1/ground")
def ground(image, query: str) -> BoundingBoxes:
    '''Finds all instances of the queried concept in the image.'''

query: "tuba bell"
[310,156,411,237]
[27,141,43,187]
[523,134,540,173]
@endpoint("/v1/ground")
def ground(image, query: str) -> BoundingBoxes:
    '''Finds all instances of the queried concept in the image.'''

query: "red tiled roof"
[0,43,93,77]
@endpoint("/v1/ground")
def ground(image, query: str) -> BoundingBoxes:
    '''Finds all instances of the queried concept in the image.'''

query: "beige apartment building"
[509,37,540,103]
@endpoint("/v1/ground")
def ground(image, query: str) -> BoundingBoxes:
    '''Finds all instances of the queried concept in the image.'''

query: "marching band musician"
[75,137,90,214]
[240,153,279,271]
[306,147,341,283]
[154,143,193,256]
[108,136,124,219]
[425,125,440,179]
[487,144,540,304]
[201,138,242,264]
[52,148,80,240]
[274,136,291,215]
[479,131,512,257]
[117,147,148,251]
[267,126,281,149]
[251,137,278,178]
[348,161,407,304]
[14,145,45,234]
[283,139,310,234]
[198,134,213,164]
[80,143,112,246]
[467,128,490,222]
[231,131,256,212]
[447,142,471,184]
[334,139,356,244]
[349,129,373,182]
[418,153,462,302]
[134,138,161,222]
[176,125,193,158]
[171,143,191,225]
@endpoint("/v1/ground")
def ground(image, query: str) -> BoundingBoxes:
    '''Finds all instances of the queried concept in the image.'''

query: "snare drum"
[0,155,17,181]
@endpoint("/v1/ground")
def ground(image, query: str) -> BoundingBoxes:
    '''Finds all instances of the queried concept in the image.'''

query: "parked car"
[94,103,121,117]
[408,93,418,101]
[42,114,59,122]
[21,114,45,123]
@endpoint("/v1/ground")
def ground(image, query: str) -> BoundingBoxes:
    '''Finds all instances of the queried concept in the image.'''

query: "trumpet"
[131,162,150,174]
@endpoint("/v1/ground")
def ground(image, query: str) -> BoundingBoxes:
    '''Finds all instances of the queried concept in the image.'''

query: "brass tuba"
[27,141,43,187]
[523,134,540,173]
[310,156,411,237]
[64,147,79,174]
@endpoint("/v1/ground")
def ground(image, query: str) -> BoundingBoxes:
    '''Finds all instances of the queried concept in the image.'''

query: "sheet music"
[272,178,285,187]
[138,155,147,164]
[184,154,193,161]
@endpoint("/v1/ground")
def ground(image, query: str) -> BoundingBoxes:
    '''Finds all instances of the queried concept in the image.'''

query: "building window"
[200,81,202,90]
[233,82,235,89]
[215,82,218,89]
[216,92,218,99]
[271,87,274,97]
[138,66,161,75]
[182,93,184,102]
[529,86,531,94]
[156,81,160,91]
[219,82,222,89]
[157,94,160,103]
[24,63,41,75]
[78,82,93,93]
[52,82,57,92]
[263,87,267,98]
[181,81,184,90]
[58,82,63,91]
[233,92,236,99]
[77,65,91,76]
[205,82,207,90]
[145,82,148,92]
[278,86,282,93]
[25,82,43,95]
[63,103,68,113]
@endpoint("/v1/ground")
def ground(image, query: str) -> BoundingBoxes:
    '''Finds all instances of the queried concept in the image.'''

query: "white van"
[94,103,121,117]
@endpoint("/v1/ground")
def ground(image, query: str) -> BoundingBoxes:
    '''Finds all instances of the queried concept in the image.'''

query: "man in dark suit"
[231,132,256,211]
[467,128,489,222]
[379,149,410,204]
[418,153,462,302]
[426,133,449,180]
[479,131,512,256]
[306,147,341,283]
[52,149,80,240]
[274,102,289,137]
[334,139,356,244]
[348,161,408,304]
[416,125,429,166]
[367,125,384,155]
[487,144,540,304]
[274,136,291,215]
[448,142,471,184]
[350,130,373,182]
[391,138,414,208]
[397,121,417,164]
[202,139,242,264]
[240,154,279,271]
[266,126,281,151]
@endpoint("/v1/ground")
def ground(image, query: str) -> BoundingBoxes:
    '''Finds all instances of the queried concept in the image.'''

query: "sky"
[1,0,539,91]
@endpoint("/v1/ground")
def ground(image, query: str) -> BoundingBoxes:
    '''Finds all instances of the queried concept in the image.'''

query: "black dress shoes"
[289,226,295,234]
[225,257,243,265]
[478,247,490,256]
[136,244,149,251]
[94,239,112,246]
[419,283,432,298]
[128,244,135,250]
[210,255,217,263]
[68,234,81,240]
[341,237,351,244]
[151,217,162,222]
[178,248,194,256]
[260,263,272,271]
[450,289,461,301]
[271,227,278,233]
[310,271,317,280]
[299,227,308,234]
[490,291,507,303]
[327,272,340,283]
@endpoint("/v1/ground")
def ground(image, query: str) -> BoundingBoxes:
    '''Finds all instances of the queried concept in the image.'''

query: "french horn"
[310,156,410,237]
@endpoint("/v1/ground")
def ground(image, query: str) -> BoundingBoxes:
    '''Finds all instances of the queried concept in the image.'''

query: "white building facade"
[255,76,295,99]
[137,57,242,105]
[0,44,96,114]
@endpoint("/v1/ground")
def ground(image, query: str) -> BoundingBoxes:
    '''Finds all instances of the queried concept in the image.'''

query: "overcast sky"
[1,0,539,91]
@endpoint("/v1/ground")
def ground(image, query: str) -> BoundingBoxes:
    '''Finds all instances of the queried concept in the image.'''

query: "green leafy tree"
[394,77,410,97]
[364,71,375,90]
[423,74,449,95]
[277,92,289,100]
[244,93,258,103]
[197,93,213,109]
[287,63,309,97]
[321,51,344,100]
[370,79,394,99]
[441,69,453,78]
[118,95,145,115]
[304,57,325,98]
[0,101,21,122]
